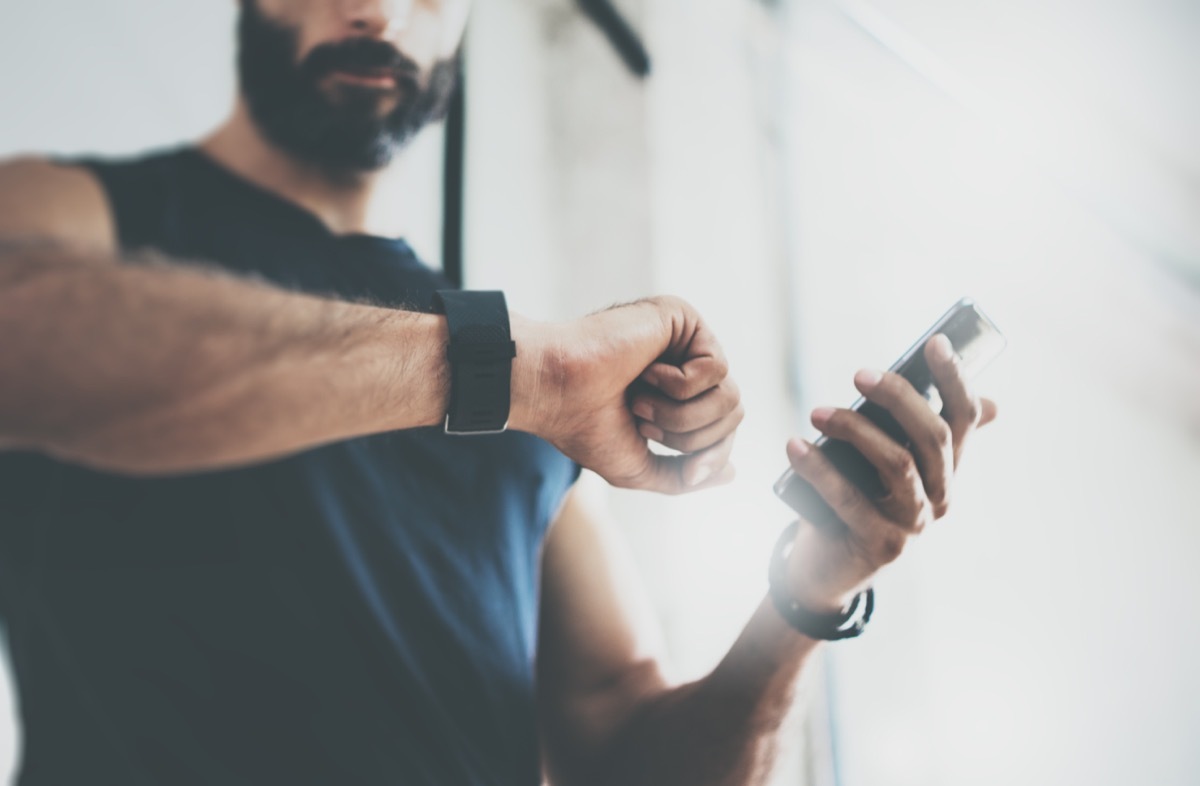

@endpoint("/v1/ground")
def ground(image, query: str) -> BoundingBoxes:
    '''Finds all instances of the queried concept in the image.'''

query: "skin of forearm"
[574,599,821,786]
[0,243,452,474]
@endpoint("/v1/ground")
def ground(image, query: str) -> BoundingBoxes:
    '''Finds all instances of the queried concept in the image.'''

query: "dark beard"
[237,0,460,172]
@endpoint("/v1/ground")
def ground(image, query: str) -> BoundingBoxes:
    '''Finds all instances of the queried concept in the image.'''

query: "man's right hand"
[510,296,743,495]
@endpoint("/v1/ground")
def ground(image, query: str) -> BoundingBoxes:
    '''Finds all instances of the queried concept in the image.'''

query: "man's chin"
[299,142,398,175]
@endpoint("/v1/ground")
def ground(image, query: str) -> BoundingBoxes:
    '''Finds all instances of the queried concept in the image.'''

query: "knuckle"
[831,481,862,513]
[716,384,739,416]
[924,420,952,455]
[934,418,953,446]
[876,531,908,564]
[650,293,682,311]
[882,485,923,529]
[887,448,916,479]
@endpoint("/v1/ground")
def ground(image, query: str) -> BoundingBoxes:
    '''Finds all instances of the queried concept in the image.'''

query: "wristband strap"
[432,290,517,435]
[768,520,875,641]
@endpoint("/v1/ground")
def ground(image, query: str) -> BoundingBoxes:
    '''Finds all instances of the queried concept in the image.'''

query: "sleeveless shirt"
[0,147,579,786]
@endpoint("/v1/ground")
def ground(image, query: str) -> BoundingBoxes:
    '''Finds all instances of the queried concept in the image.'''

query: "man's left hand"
[782,334,999,615]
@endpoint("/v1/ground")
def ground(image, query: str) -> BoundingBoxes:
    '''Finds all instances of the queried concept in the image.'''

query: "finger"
[854,368,954,513]
[641,326,730,401]
[641,404,745,454]
[810,407,927,527]
[681,433,737,487]
[979,397,999,427]
[632,379,741,434]
[642,359,726,402]
[786,438,907,566]
[629,439,737,494]
[924,335,983,467]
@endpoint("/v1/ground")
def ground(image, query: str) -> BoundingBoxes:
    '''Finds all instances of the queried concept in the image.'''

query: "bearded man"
[0,1,996,784]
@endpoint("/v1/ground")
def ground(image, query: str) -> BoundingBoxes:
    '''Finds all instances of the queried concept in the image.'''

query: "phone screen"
[774,298,1006,529]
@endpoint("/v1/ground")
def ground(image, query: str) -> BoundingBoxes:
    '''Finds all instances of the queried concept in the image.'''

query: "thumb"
[641,323,730,402]
[978,397,999,427]
[624,435,737,495]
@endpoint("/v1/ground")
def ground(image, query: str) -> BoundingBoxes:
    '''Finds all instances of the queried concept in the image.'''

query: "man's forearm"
[0,238,744,493]
[586,599,820,786]
[0,242,454,474]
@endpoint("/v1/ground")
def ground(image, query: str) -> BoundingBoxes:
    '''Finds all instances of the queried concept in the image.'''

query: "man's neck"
[200,101,379,236]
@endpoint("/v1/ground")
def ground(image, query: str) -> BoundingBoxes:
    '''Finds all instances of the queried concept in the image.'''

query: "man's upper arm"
[0,157,116,253]
[537,476,671,782]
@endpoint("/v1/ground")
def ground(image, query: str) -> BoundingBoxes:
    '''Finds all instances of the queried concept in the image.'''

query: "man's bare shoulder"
[0,157,116,254]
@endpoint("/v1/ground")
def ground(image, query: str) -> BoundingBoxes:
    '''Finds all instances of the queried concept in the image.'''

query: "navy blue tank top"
[0,148,579,785]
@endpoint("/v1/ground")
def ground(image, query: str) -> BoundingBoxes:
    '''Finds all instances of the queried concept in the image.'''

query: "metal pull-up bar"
[576,0,653,77]
[442,1,653,286]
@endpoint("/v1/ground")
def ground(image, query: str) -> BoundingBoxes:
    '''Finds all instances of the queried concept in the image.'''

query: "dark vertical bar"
[577,0,652,77]
[442,65,467,288]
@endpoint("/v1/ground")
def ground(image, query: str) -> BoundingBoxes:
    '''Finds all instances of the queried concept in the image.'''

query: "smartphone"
[774,298,1006,530]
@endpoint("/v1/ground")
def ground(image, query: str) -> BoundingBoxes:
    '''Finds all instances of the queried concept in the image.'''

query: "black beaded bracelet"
[768,520,874,641]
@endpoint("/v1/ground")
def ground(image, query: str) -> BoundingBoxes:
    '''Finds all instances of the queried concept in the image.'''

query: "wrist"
[508,315,566,437]
[784,555,860,617]
[772,522,876,640]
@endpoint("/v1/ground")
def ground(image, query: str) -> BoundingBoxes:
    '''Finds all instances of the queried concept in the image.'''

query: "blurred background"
[1,1,1198,784]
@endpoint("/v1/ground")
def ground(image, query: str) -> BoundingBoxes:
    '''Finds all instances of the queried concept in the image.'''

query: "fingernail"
[932,334,955,361]
[642,370,660,388]
[688,462,714,486]
[790,438,810,458]
[811,407,836,426]
[855,369,883,388]
[632,400,654,420]
[639,422,664,443]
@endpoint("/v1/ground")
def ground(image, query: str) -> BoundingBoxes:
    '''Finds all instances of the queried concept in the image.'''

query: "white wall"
[784,2,1200,785]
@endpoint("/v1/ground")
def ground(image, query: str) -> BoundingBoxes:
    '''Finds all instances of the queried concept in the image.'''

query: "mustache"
[300,37,422,85]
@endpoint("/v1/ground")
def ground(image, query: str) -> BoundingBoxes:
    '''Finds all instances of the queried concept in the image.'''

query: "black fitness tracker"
[432,290,517,435]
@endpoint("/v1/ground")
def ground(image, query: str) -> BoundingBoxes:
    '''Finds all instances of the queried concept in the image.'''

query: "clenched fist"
[510,296,742,495]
